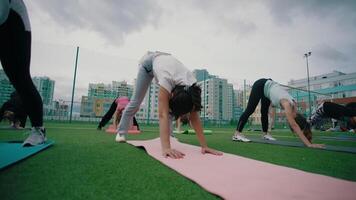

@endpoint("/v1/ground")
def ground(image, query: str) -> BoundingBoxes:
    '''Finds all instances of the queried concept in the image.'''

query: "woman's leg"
[323,102,352,119]
[118,66,153,135]
[0,11,43,128]
[236,79,266,132]
[260,96,271,133]
[98,100,117,129]
[133,116,139,130]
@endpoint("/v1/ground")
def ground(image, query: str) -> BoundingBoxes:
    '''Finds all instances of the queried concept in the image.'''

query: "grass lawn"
[1,122,356,200]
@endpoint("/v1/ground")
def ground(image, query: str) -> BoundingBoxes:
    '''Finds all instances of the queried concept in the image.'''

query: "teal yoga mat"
[245,137,356,154]
[0,140,54,170]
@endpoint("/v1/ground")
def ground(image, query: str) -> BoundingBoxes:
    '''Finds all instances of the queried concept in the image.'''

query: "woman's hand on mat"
[162,148,185,159]
[307,143,325,148]
[201,147,223,156]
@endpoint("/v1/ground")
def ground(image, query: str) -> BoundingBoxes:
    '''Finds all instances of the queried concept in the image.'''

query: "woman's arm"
[190,111,223,155]
[282,100,324,148]
[158,87,185,158]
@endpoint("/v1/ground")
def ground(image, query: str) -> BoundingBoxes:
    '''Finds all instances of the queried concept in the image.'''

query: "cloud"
[30,0,162,44]
[265,0,356,26]
[313,44,349,62]
[169,0,258,36]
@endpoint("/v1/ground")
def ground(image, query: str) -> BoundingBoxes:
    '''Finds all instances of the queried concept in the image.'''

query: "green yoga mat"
[173,129,213,135]
[0,140,54,170]
[246,137,356,154]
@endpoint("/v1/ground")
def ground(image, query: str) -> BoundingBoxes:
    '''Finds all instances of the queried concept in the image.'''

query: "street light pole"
[304,51,312,117]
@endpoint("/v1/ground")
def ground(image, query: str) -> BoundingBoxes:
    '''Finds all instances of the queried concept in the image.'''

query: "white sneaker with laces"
[115,133,126,142]
[263,134,276,141]
[232,134,251,142]
[23,127,47,147]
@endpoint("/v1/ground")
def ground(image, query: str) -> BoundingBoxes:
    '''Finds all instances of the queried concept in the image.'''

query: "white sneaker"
[232,134,251,142]
[23,127,47,147]
[263,134,276,141]
[115,133,126,142]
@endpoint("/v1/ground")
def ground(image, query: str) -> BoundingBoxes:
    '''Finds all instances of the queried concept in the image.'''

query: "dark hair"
[169,83,202,119]
[180,114,190,125]
[290,113,312,142]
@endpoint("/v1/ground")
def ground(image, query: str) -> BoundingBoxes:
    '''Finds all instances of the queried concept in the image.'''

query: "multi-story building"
[0,69,15,106]
[135,83,160,123]
[44,99,69,118]
[80,81,133,117]
[197,76,234,123]
[288,70,356,106]
[32,76,55,105]
[112,81,133,98]
[233,89,244,121]
[193,69,217,82]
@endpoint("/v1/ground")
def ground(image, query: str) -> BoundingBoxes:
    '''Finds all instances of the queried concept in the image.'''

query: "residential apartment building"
[197,77,234,122]
[80,81,133,117]
[32,76,55,105]
[0,69,15,106]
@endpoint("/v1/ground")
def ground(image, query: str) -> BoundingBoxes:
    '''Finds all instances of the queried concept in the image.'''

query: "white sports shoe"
[232,134,251,142]
[262,134,276,141]
[115,133,126,142]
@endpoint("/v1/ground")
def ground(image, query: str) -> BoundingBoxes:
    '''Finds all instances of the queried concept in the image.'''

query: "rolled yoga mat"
[128,138,356,200]
[0,140,54,170]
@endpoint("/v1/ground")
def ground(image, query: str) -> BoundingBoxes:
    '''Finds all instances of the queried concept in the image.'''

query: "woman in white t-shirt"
[116,51,222,159]
[232,78,324,148]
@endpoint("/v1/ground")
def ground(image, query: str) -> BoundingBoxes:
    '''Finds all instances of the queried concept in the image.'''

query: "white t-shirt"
[0,0,31,31]
[264,80,294,108]
[152,54,196,93]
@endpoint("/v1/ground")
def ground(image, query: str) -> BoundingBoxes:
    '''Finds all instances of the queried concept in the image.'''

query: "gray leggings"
[117,65,173,135]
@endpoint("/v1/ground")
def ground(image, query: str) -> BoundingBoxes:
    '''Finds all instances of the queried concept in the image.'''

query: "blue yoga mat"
[0,140,54,170]
[245,137,356,154]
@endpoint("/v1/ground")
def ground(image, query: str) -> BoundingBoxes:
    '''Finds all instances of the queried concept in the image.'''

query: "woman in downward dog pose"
[116,51,222,159]
[232,78,324,148]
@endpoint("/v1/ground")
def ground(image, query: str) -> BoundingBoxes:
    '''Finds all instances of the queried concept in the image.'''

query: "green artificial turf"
[0,122,356,199]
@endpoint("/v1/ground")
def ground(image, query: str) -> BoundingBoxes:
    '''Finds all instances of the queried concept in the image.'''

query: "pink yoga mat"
[106,125,141,134]
[128,138,356,200]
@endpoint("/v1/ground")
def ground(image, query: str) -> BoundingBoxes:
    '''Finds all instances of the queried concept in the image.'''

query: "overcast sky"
[2,0,356,101]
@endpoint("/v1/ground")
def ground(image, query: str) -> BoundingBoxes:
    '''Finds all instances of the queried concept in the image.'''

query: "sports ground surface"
[1,122,356,199]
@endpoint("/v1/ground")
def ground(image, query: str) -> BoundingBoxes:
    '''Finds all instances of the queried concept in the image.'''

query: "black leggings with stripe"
[0,10,43,127]
[236,78,271,132]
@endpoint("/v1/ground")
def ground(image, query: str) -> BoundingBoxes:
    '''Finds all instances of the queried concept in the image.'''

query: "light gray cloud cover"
[1,0,355,101]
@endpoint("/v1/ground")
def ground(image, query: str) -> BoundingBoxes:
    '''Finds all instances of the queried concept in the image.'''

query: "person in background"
[310,101,356,132]
[0,91,27,128]
[97,96,140,131]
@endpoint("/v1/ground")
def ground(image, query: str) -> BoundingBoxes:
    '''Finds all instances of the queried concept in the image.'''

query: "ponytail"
[169,83,202,119]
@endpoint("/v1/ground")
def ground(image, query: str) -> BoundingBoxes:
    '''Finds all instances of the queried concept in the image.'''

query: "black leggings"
[236,78,271,132]
[324,102,356,119]
[0,11,43,127]
[98,100,139,129]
